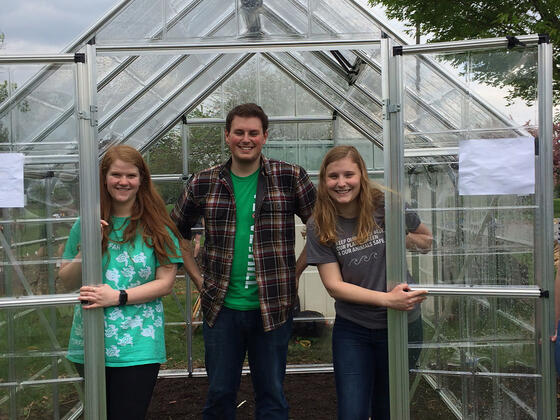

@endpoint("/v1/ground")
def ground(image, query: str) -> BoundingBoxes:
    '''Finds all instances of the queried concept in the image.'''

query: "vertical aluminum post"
[181,118,194,375]
[75,43,107,420]
[381,37,410,420]
[536,36,555,420]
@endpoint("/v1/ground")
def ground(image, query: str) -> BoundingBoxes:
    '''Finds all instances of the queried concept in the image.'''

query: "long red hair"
[312,146,384,245]
[100,145,181,264]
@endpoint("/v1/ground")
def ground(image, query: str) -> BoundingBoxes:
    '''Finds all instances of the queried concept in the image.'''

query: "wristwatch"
[118,289,128,306]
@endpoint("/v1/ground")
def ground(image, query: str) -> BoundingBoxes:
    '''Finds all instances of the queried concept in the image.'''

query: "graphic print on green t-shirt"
[224,169,260,310]
[64,216,182,367]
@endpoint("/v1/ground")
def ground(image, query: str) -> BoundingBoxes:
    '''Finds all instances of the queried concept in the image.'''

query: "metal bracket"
[89,105,98,127]
[78,105,98,127]
[383,99,401,120]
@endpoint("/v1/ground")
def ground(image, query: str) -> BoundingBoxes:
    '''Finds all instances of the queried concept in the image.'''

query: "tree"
[368,0,559,108]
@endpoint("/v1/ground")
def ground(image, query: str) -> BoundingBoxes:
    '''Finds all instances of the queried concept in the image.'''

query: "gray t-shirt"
[306,206,421,330]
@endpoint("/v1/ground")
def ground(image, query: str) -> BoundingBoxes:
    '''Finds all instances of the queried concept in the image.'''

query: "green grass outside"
[555,198,560,218]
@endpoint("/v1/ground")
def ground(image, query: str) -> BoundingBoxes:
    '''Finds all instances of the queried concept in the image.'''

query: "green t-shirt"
[224,169,260,310]
[64,217,182,367]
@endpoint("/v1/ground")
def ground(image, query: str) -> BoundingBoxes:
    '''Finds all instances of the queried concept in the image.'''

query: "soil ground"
[147,373,337,420]
[148,374,560,419]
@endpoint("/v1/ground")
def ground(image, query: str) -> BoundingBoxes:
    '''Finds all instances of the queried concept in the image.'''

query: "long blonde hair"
[100,145,181,264]
[312,146,384,245]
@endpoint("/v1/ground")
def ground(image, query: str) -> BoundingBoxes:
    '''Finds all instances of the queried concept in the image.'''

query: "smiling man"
[171,103,316,420]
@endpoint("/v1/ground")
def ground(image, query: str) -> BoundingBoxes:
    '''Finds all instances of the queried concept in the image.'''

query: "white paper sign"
[458,137,535,196]
[0,153,25,208]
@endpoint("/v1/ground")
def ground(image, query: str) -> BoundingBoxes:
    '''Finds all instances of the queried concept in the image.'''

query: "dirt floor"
[148,374,560,419]
[147,373,337,420]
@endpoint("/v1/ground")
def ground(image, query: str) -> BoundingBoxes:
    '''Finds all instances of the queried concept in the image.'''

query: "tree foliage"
[368,0,560,107]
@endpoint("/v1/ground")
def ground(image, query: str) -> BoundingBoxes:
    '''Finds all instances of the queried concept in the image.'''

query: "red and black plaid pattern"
[171,156,316,331]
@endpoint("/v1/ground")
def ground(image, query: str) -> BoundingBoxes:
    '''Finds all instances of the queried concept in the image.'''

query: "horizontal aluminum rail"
[184,115,334,125]
[96,39,382,55]
[24,155,79,165]
[159,364,334,379]
[0,294,79,309]
[0,54,77,64]
[401,34,540,55]
[404,147,458,158]
[408,284,544,298]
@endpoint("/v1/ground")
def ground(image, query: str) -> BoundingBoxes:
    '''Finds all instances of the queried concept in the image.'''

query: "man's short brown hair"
[225,103,268,133]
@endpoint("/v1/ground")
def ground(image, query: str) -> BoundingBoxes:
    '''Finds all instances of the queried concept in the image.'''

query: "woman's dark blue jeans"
[202,306,293,420]
[332,315,423,420]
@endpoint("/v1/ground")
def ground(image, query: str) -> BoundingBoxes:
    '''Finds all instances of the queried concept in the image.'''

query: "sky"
[0,0,118,54]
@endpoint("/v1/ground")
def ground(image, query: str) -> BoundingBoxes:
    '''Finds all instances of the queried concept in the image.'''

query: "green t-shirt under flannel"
[65,217,182,367]
[224,169,259,310]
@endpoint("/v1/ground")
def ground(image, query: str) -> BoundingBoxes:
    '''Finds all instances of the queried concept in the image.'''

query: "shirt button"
[227,254,232,260]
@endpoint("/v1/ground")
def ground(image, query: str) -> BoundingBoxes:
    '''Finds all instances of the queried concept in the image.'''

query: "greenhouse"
[0,0,555,418]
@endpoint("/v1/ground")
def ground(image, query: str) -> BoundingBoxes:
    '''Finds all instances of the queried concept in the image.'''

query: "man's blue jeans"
[202,306,292,420]
[332,315,423,420]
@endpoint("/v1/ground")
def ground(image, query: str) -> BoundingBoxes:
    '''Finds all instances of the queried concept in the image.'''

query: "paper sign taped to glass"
[0,153,25,208]
[458,137,535,196]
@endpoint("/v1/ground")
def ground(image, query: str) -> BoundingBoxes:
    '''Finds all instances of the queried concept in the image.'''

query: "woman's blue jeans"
[202,306,292,420]
[332,315,423,420]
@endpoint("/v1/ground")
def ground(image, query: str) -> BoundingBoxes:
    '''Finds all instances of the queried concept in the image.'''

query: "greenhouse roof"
[0,0,531,157]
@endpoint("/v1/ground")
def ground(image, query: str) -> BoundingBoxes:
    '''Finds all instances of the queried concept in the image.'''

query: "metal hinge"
[383,99,401,120]
[77,105,98,127]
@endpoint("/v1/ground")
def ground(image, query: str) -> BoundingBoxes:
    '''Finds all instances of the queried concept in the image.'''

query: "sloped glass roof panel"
[262,0,310,36]
[259,57,297,116]
[96,0,167,43]
[222,57,259,111]
[95,0,383,45]
[294,84,330,116]
[188,93,225,118]
[265,51,381,145]
[126,53,252,150]
[293,51,349,92]
[308,0,381,37]
[105,90,167,136]
[99,53,223,145]
[164,0,235,40]
[0,64,75,148]
[98,64,144,118]
[96,55,126,82]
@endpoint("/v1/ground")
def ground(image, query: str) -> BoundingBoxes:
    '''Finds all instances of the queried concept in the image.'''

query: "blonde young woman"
[306,146,432,420]
[59,145,182,419]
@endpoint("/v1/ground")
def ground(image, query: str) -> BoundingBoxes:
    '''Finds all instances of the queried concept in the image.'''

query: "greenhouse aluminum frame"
[0,18,554,420]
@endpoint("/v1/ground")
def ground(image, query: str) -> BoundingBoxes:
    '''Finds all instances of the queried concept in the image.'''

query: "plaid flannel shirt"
[171,156,316,332]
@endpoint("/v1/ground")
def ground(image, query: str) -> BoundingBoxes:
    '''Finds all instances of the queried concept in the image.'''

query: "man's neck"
[230,157,261,177]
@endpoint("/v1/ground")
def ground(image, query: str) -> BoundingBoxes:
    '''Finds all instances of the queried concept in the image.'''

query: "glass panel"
[95,0,383,44]
[309,0,381,37]
[0,307,83,417]
[162,276,188,369]
[404,136,536,288]
[410,296,538,419]
[0,64,76,147]
[259,58,296,117]
[0,60,84,418]
[401,44,542,419]
[403,48,539,135]
[188,125,227,174]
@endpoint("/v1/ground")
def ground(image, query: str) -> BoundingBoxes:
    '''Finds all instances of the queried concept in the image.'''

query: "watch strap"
[118,289,128,306]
